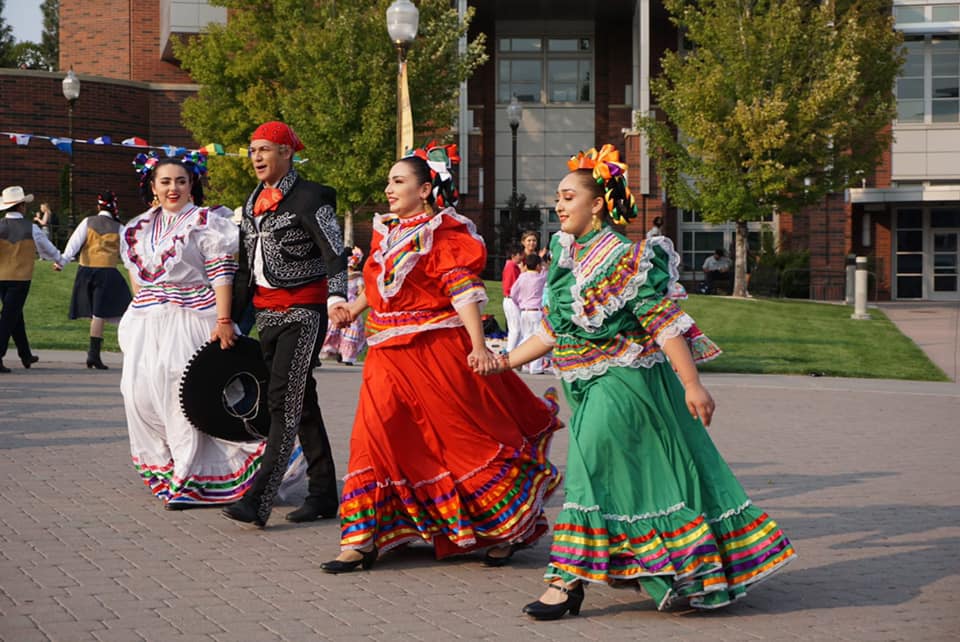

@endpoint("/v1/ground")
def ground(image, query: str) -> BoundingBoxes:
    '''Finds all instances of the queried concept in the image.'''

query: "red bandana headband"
[250,121,305,152]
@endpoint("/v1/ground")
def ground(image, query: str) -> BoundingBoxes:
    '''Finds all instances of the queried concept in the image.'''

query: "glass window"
[894,6,926,23]
[500,38,542,53]
[548,39,578,52]
[934,276,957,291]
[898,209,923,228]
[897,230,924,252]
[499,59,542,103]
[681,230,725,272]
[932,209,960,227]
[897,276,923,298]
[498,36,592,105]
[897,253,923,273]
[896,36,960,123]
[932,5,960,21]
[547,60,591,103]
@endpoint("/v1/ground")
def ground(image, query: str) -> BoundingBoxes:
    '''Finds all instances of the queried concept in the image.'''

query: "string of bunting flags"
[1,131,306,163]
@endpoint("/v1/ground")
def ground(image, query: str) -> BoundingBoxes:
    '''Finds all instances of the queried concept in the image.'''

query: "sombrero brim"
[179,336,270,442]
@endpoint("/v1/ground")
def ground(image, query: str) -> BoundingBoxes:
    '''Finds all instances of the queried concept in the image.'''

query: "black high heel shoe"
[522,582,585,621]
[320,547,378,574]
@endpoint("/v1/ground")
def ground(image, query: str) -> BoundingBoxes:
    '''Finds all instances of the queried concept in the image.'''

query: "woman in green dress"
[480,145,795,618]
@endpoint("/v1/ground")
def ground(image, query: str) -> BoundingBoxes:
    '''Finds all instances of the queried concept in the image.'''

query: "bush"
[757,249,810,298]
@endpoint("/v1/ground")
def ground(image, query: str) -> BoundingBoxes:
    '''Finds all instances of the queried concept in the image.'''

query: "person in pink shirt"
[511,253,548,374]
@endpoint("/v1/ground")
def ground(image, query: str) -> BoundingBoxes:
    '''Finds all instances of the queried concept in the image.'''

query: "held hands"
[468,348,502,376]
[52,263,63,272]
[328,303,354,328]
[684,381,715,427]
[211,319,236,350]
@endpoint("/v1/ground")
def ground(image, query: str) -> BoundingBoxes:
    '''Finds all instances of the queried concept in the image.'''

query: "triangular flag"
[239,145,250,157]
[162,145,178,157]
[9,134,31,146]
[203,143,225,155]
[50,137,73,154]
[87,135,112,145]
[122,137,148,147]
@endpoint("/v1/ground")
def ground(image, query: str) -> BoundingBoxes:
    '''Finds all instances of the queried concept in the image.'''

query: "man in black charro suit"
[223,122,349,528]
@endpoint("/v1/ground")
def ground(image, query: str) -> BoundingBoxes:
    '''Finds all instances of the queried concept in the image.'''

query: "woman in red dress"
[320,145,562,573]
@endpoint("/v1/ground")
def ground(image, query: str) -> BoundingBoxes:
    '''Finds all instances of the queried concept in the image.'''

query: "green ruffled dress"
[539,227,795,610]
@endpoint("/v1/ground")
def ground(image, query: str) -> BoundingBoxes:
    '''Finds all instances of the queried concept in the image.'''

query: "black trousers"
[244,305,338,523]
[0,280,32,360]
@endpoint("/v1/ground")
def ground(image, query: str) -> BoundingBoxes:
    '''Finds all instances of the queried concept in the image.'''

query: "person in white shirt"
[0,186,66,373]
[646,216,663,239]
[55,191,132,369]
[701,248,732,294]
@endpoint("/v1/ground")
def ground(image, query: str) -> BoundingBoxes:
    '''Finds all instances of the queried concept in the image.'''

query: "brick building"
[2,0,956,301]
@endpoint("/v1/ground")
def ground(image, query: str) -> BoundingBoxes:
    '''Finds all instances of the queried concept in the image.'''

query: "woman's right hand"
[328,303,354,328]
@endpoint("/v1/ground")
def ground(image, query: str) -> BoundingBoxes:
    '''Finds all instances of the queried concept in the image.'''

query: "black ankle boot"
[522,582,585,620]
[21,354,38,368]
[285,497,339,523]
[222,498,266,529]
[0,359,10,374]
[87,337,108,370]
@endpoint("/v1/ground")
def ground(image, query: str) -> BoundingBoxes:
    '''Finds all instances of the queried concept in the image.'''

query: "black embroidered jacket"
[233,170,348,317]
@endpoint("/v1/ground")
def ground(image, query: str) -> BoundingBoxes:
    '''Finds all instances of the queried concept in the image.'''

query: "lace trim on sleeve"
[372,207,484,301]
[562,232,683,334]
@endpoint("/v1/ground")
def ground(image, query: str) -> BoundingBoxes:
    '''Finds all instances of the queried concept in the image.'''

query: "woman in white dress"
[118,154,264,509]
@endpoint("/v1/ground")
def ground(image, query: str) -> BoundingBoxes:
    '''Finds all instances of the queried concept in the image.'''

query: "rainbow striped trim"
[440,267,487,308]
[132,449,262,506]
[635,299,687,343]
[544,503,795,610]
[364,308,461,346]
[130,283,217,311]
[203,254,238,286]
[337,393,563,555]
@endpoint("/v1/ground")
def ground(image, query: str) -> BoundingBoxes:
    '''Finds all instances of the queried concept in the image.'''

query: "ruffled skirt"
[548,362,795,609]
[338,326,562,558]
[69,266,132,320]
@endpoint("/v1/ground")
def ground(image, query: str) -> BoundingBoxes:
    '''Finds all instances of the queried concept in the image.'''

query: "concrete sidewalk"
[877,301,960,382]
[1,356,958,641]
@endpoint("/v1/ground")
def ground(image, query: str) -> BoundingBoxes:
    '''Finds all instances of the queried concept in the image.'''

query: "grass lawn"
[21,260,124,352]
[14,264,945,381]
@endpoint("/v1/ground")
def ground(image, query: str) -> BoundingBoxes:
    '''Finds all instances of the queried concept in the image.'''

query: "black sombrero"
[179,336,271,442]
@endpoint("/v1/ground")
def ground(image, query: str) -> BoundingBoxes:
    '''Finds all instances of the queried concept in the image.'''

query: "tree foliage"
[174,0,487,213]
[640,0,902,296]
[38,0,59,70]
[0,0,59,70]
[0,0,16,67]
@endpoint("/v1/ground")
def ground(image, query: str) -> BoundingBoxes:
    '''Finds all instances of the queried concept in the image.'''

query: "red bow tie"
[253,187,283,216]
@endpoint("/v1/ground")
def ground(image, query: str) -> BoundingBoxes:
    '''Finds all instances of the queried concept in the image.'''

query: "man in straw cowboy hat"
[0,185,66,373]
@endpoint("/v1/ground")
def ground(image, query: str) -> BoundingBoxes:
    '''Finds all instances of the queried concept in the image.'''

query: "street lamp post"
[506,96,523,245]
[386,0,419,159]
[61,68,81,227]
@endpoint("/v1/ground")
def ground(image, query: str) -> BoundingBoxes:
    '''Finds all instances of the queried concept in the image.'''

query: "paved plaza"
[1,300,959,641]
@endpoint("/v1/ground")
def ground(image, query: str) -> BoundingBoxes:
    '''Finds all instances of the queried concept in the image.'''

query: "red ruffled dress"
[337,208,562,558]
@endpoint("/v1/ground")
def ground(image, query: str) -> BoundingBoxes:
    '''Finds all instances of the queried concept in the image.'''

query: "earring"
[423,201,434,215]
[591,215,602,232]
[151,195,160,207]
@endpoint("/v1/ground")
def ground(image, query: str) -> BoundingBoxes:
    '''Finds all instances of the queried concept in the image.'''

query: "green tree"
[641,0,902,297]
[11,41,45,69]
[38,0,59,70]
[0,0,16,67]
[175,0,487,239]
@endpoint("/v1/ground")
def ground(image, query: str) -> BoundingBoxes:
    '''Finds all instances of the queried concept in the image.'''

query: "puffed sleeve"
[631,237,720,363]
[426,212,488,310]
[197,208,239,287]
